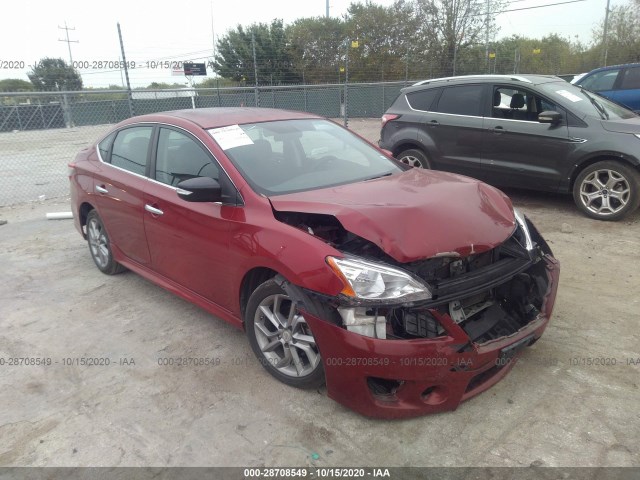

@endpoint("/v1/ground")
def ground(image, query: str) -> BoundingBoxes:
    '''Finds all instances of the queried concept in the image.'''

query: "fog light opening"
[367,377,404,402]
[421,385,447,405]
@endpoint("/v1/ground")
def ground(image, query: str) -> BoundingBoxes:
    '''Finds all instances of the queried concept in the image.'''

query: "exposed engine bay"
[274,209,553,346]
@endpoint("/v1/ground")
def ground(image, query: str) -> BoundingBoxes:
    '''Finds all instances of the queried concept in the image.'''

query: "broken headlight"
[327,255,432,304]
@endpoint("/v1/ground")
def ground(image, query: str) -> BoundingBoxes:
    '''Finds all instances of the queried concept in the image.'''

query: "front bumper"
[303,254,560,419]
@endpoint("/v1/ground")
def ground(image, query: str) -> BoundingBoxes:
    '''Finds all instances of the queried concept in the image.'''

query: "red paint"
[69,108,560,418]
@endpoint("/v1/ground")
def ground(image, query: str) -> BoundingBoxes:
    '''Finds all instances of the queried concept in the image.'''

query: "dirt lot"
[0,119,639,468]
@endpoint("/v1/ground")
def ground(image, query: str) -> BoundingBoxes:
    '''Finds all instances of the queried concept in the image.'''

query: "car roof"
[404,74,563,93]
[581,62,640,75]
[121,107,322,130]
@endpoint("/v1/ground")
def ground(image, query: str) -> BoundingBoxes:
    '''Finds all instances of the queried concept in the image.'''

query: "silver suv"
[379,74,640,221]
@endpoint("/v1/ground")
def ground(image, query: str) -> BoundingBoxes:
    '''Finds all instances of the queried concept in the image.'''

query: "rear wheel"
[245,279,324,389]
[86,210,126,275]
[396,148,430,169]
[573,161,640,221]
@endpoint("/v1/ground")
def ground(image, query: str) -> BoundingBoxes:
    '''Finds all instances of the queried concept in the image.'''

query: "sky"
[0,0,624,89]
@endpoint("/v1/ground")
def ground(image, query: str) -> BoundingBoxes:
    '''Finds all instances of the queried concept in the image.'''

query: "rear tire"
[572,161,640,221]
[396,148,431,169]
[86,210,126,275]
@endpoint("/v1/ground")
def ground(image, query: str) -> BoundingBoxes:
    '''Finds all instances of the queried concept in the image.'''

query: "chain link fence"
[0,81,410,206]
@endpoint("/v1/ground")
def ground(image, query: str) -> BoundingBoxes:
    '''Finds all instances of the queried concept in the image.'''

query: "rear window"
[406,89,439,111]
[110,126,153,176]
[435,85,484,116]
[620,67,640,90]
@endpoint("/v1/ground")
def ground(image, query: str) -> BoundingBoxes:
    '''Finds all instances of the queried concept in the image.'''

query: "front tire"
[396,148,431,169]
[86,210,126,275]
[245,279,324,389]
[573,161,640,221]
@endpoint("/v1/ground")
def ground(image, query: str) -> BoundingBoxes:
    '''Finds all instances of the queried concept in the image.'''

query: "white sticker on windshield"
[555,89,583,103]
[208,125,254,150]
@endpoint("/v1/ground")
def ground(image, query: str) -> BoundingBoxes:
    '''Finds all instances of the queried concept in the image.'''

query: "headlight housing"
[327,255,431,304]
[513,208,534,251]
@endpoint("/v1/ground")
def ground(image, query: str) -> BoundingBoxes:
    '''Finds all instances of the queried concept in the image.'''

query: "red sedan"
[69,108,560,419]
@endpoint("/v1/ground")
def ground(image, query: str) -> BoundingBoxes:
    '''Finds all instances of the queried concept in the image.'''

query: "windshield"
[208,119,402,196]
[539,82,636,120]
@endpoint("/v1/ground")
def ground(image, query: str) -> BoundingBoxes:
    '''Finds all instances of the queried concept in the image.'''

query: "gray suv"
[379,74,640,220]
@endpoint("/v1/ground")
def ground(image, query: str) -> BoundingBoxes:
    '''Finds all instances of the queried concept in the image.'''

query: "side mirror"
[176,177,222,202]
[538,110,562,125]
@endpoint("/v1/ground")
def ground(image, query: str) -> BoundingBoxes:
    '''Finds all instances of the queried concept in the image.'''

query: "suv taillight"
[381,114,399,128]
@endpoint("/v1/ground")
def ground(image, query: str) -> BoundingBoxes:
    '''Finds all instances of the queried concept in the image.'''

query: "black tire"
[396,148,431,169]
[572,161,640,221]
[85,210,126,275]
[245,279,324,389]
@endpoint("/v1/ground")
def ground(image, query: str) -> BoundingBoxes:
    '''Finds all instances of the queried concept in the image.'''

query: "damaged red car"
[69,108,560,419]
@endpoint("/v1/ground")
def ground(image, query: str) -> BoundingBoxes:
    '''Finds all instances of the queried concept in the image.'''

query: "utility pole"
[485,0,490,73]
[58,21,78,65]
[326,0,330,17]
[252,30,259,107]
[344,42,349,127]
[117,22,135,117]
[602,0,611,66]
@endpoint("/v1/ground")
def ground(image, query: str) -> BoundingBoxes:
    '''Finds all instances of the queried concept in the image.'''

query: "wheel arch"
[392,142,427,158]
[569,154,640,191]
[239,267,279,321]
[78,201,97,238]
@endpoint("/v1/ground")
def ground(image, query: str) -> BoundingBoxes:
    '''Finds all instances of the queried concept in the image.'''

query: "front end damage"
[276,209,559,419]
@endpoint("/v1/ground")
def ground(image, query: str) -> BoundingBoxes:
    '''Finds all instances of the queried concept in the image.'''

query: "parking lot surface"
[0,119,639,467]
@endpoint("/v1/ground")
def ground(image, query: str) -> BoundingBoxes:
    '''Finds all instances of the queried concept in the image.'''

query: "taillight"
[381,113,399,128]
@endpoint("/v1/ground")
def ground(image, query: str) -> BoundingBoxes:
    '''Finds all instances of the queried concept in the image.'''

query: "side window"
[406,88,439,111]
[97,132,115,162]
[620,67,640,90]
[110,126,153,176]
[435,85,483,116]
[492,87,557,122]
[580,69,620,91]
[155,128,219,186]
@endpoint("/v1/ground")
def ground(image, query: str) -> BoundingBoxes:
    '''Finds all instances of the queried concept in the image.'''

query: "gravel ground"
[0,119,639,468]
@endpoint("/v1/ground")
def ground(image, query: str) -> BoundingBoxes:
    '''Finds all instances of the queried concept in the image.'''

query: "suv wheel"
[397,148,431,169]
[573,161,640,221]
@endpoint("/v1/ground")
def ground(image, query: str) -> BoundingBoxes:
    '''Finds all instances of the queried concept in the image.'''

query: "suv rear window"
[406,89,439,111]
[435,85,484,116]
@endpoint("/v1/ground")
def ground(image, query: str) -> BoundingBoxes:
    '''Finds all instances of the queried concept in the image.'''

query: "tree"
[413,0,504,76]
[592,2,640,65]
[345,1,419,81]
[287,16,346,83]
[146,82,186,89]
[0,78,34,92]
[27,58,82,91]
[214,20,300,84]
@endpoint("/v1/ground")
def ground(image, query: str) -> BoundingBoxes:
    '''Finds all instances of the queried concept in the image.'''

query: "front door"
[482,85,571,191]
[143,126,237,308]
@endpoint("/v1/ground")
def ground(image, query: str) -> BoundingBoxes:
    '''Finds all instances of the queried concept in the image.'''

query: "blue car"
[572,63,640,113]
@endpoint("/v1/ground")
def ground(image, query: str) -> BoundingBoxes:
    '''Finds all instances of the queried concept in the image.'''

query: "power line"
[483,0,587,15]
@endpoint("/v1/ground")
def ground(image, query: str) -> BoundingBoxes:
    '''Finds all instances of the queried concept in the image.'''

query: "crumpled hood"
[601,116,640,134]
[269,169,516,263]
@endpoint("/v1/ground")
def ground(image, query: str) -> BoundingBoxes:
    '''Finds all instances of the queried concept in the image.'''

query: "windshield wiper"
[364,172,394,181]
[581,88,609,120]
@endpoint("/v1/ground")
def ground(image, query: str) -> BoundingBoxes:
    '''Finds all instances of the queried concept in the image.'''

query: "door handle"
[95,185,108,194]
[144,204,164,216]
[428,120,439,126]
[492,126,505,133]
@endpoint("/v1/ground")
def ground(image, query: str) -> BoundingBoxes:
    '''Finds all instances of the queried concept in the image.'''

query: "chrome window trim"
[424,111,484,120]
[95,121,244,205]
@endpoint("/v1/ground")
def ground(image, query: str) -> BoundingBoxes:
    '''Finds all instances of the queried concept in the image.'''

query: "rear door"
[143,126,237,308]
[481,85,571,191]
[93,125,153,265]
[418,84,486,178]
[610,65,640,112]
